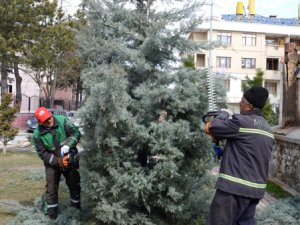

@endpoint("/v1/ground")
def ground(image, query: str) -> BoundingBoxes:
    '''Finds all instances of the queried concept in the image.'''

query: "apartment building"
[188,5,300,112]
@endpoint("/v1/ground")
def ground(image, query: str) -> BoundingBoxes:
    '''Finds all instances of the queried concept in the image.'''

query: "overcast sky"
[62,0,300,19]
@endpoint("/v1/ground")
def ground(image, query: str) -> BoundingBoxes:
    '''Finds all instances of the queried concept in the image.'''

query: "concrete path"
[257,192,277,209]
[0,131,32,150]
[0,131,85,153]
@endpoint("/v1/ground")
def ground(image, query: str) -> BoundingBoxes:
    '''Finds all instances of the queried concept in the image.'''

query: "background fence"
[17,94,81,113]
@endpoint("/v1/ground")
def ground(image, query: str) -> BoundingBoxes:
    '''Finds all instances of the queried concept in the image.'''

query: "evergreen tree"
[242,68,264,90]
[256,196,300,224]
[242,68,275,123]
[25,3,82,108]
[0,93,18,154]
[0,0,59,108]
[183,55,196,70]
[78,0,221,224]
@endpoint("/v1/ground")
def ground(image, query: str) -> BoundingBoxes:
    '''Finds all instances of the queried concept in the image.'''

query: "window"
[265,82,277,95]
[242,34,256,46]
[8,85,12,93]
[265,39,276,46]
[224,79,230,92]
[216,57,231,68]
[266,58,279,70]
[242,58,256,69]
[196,54,205,67]
[217,32,232,44]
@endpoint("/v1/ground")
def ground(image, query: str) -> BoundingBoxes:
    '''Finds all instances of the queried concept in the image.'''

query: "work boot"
[49,214,57,220]
[48,207,58,221]
[70,200,81,210]
[71,201,82,221]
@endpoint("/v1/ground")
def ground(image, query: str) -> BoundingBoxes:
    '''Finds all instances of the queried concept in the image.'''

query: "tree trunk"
[44,71,53,108]
[14,63,22,112]
[1,62,8,96]
[71,82,76,110]
[75,78,82,110]
[50,56,61,108]
[50,73,57,108]
[3,144,7,154]
[80,88,83,105]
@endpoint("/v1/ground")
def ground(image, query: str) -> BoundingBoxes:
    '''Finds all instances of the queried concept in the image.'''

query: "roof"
[222,14,299,26]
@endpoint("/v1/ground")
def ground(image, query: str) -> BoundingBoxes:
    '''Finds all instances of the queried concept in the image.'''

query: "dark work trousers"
[205,189,260,225]
[45,165,81,219]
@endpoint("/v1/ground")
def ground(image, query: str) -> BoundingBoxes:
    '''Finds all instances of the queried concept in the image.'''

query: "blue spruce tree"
[78,0,223,224]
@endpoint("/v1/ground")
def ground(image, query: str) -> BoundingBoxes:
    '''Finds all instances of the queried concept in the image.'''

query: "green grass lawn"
[0,151,94,225]
[266,180,293,199]
[0,151,44,225]
[0,152,294,225]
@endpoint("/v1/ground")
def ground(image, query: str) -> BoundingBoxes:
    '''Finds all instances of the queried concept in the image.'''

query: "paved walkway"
[0,131,32,150]
[1,130,84,153]
[210,166,278,209]
[257,192,277,209]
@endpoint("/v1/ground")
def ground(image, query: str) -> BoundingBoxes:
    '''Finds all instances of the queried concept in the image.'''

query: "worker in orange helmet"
[33,107,81,220]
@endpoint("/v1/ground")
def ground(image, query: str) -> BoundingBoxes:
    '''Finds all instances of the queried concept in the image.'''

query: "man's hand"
[61,145,70,156]
[205,121,212,135]
[205,121,217,141]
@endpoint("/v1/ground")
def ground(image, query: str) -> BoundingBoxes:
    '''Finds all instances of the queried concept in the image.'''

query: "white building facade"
[6,69,40,113]
[6,68,74,113]
[189,13,300,112]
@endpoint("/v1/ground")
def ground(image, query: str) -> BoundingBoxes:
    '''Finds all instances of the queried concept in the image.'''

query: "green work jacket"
[33,115,81,167]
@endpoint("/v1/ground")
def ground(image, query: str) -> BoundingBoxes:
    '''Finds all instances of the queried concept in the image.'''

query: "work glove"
[220,108,233,115]
[61,145,70,156]
[62,154,69,167]
[220,108,233,119]
[213,144,223,160]
[57,155,69,167]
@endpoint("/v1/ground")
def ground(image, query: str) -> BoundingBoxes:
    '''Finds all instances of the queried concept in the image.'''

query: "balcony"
[265,70,281,80]
[265,45,284,57]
